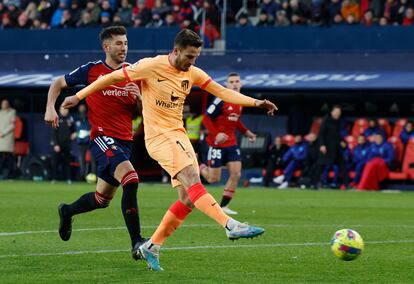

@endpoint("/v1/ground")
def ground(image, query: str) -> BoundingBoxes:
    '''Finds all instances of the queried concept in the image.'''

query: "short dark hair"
[99,26,127,43]
[332,104,341,111]
[227,72,240,78]
[174,29,203,49]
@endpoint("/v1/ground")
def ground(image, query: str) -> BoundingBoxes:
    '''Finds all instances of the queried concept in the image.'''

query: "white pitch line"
[2,223,414,237]
[1,240,414,259]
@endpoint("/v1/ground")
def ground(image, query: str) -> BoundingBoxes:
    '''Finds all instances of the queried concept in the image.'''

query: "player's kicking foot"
[57,203,72,241]
[226,222,265,240]
[131,238,149,261]
[221,206,238,215]
[139,241,164,271]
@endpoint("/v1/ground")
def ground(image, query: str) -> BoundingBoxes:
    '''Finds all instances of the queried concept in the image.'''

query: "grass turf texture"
[0,181,413,283]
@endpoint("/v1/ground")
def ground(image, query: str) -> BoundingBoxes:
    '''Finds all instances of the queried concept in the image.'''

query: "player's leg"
[58,178,117,241]
[220,160,242,214]
[200,146,222,183]
[113,160,146,259]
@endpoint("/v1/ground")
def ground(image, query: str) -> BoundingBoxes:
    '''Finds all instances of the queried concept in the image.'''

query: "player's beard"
[175,57,190,72]
[111,52,126,65]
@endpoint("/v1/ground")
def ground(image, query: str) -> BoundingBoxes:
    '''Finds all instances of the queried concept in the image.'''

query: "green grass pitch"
[0,181,413,283]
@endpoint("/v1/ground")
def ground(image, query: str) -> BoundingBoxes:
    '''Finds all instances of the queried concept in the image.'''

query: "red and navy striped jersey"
[203,97,248,148]
[65,60,137,141]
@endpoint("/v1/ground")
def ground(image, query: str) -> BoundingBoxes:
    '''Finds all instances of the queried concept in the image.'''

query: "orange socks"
[187,182,230,227]
[151,200,192,245]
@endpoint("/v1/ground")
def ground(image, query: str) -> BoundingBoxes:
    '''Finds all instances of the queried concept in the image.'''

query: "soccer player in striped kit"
[44,26,146,260]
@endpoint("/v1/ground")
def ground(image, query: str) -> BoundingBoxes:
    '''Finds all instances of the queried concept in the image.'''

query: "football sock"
[65,191,111,216]
[220,188,235,207]
[121,171,142,247]
[187,182,229,227]
[151,200,192,245]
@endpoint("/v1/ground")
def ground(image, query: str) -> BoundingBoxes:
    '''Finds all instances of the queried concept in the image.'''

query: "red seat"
[14,116,23,140]
[13,141,29,156]
[392,118,407,138]
[310,117,323,135]
[351,118,368,137]
[402,137,414,180]
[344,135,357,151]
[388,136,405,167]
[388,171,408,180]
[282,134,295,147]
[378,118,392,138]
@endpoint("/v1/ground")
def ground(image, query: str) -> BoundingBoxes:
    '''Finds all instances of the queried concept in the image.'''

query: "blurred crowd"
[1,0,413,35]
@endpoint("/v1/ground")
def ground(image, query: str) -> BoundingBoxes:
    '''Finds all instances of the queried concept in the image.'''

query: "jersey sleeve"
[192,66,212,88]
[123,57,154,83]
[205,97,224,119]
[64,62,95,87]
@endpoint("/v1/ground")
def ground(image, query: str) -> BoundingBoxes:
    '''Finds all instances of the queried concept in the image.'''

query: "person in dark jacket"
[364,119,386,140]
[51,105,75,183]
[273,135,307,188]
[298,132,319,188]
[264,136,289,187]
[400,120,414,144]
[310,105,349,188]
[350,135,370,186]
[357,133,394,190]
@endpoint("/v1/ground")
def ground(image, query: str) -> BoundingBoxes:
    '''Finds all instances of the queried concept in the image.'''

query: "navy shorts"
[89,136,132,187]
[207,145,241,168]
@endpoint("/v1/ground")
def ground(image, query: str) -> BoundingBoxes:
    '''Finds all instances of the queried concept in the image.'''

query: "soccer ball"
[330,229,364,261]
[85,173,97,184]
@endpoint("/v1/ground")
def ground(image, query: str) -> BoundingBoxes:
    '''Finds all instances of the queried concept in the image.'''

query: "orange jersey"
[123,55,211,140]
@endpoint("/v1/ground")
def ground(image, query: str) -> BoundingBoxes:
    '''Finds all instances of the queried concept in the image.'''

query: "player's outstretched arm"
[77,69,125,100]
[44,76,68,129]
[204,80,278,115]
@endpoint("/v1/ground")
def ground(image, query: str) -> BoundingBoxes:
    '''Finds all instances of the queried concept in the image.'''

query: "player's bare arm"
[245,130,257,142]
[44,76,68,129]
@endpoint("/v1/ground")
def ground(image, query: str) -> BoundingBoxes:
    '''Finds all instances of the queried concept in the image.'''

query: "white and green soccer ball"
[85,173,97,184]
[330,229,364,261]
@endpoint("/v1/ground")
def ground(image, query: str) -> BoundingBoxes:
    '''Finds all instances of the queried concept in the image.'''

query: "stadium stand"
[392,118,407,137]
[351,118,369,137]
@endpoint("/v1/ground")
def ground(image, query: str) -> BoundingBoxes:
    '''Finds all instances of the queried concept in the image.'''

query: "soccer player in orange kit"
[62,29,277,271]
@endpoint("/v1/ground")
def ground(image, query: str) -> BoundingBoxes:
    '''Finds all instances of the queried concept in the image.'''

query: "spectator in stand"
[257,10,270,26]
[146,12,163,27]
[16,11,30,28]
[117,0,132,26]
[275,9,290,26]
[50,0,67,28]
[83,0,101,25]
[379,16,389,25]
[100,11,112,27]
[264,136,289,187]
[199,18,220,47]
[273,135,308,189]
[51,105,75,184]
[0,99,16,179]
[100,0,114,21]
[1,12,14,28]
[58,9,75,28]
[341,0,360,22]
[369,0,383,19]
[396,0,410,24]
[24,2,38,21]
[0,1,7,20]
[350,134,370,186]
[199,0,220,27]
[132,2,151,26]
[310,0,328,26]
[383,0,398,23]
[361,9,374,26]
[77,11,96,27]
[70,0,82,24]
[179,0,194,22]
[112,13,123,26]
[357,133,394,190]
[37,0,54,26]
[152,0,170,19]
[261,0,281,22]
[6,1,19,25]
[163,12,177,26]
[402,7,414,25]
[235,13,251,27]
[287,0,308,25]
[180,16,198,30]
[400,120,414,144]
[332,13,344,24]
[132,14,143,27]
[327,0,342,23]
[364,119,386,140]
